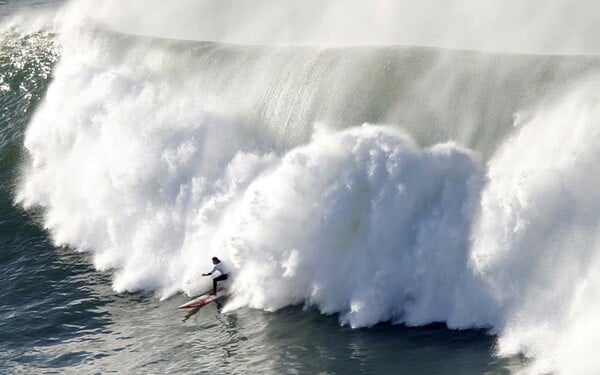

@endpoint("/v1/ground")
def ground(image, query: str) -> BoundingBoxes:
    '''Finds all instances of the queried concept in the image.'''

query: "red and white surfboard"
[178,287,226,309]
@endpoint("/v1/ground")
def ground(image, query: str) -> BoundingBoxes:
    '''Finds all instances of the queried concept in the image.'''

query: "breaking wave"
[11,2,600,373]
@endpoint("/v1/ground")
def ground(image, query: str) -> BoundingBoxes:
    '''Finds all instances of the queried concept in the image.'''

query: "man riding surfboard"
[202,257,229,295]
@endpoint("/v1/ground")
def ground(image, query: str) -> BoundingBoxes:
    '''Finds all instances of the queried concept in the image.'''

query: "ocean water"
[2,1,600,374]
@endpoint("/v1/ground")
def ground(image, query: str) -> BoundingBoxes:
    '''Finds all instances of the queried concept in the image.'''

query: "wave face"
[12,1,600,373]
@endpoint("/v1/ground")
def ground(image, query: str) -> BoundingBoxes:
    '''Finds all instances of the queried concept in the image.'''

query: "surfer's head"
[212,257,220,264]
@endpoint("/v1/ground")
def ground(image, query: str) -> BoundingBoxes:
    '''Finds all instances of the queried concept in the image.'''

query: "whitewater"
[4,0,600,373]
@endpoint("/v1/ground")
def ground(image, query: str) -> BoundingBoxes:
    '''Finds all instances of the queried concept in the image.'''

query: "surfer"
[202,257,229,295]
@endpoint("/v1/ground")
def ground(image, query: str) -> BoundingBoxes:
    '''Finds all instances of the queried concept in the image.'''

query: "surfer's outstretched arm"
[202,264,218,276]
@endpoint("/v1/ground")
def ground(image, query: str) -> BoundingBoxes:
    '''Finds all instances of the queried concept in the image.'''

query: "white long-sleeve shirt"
[210,262,229,276]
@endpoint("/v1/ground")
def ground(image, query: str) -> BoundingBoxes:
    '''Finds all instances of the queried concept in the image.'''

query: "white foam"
[471,79,600,373]
[218,125,488,329]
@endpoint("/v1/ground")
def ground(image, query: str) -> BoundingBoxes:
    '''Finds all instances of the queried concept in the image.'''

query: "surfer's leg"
[212,274,228,294]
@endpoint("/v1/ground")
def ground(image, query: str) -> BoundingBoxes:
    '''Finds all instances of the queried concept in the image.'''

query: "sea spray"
[471,79,600,374]
[58,0,600,55]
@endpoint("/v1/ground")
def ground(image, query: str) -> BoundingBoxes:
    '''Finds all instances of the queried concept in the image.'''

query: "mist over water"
[60,0,600,55]
[7,0,600,373]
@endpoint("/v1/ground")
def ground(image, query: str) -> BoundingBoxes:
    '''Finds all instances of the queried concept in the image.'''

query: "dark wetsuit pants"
[213,274,228,294]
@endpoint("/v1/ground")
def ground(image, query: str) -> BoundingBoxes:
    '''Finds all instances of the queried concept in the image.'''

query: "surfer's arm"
[202,265,217,276]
